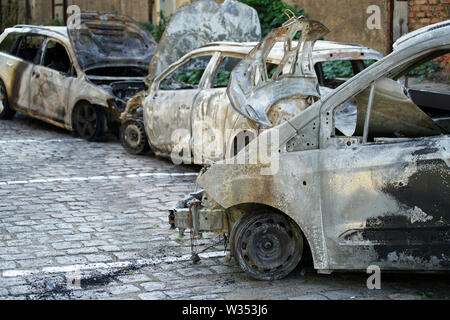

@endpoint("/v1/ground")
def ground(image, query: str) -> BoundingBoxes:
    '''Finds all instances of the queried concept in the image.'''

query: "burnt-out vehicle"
[0,12,156,141]
[124,22,382,159]
[171,18,450,280]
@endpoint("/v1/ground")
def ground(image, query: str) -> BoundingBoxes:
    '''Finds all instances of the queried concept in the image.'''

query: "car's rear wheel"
[120,119,150,155]
[73,103,106,141]
[232,210,304,280]
[0,80,16,120]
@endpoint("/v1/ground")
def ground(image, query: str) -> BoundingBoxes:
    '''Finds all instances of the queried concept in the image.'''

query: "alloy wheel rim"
[76,105,97,138]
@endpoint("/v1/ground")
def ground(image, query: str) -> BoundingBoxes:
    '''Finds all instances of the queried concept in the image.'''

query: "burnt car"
[0,12,156,141]
[123,24,382,159]
[171,18,450,280]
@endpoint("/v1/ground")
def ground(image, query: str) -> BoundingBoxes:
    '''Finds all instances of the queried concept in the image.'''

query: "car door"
[29,38,75,123]
[0,33,44,111]
[319,77,450,271]
[147,54,214,159]
[190,53,243,163]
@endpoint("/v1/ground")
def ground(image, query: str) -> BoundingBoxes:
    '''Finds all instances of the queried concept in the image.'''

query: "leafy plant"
[321,61,354,81]
[139,12,172,43]
[177,69,204,85]
[46,19,64,26]
[239,0,306,37]
[214,70,232,86]
[408,61,441,83]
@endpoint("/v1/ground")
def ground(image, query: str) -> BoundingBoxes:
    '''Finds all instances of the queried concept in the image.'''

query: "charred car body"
[171,18,450,280]
[0,12,156,141]
[122,27,382,160]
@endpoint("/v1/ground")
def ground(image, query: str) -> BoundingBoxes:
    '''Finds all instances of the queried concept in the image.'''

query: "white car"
[0,12,155,141]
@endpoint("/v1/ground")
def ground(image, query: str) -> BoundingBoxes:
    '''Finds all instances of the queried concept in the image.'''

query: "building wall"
[285,0,391,54]
[408,0,449,31]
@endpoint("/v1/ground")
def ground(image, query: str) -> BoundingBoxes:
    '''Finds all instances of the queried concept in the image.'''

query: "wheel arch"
[226,202,319,269]
[70,99,107,130]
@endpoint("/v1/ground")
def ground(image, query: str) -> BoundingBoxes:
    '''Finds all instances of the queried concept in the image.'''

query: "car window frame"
[206,52,244,90]
[0,32,22,57]
[39,37,77,77]
[322,47,450,147]
[14,33,46,65]
[156,53,216,91]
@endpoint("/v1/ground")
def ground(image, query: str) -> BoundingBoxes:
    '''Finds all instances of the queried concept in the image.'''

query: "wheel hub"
[241,221,294,271]
[124,123,144,149]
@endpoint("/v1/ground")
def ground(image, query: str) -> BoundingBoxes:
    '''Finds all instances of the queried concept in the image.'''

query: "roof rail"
[11,25,67,37]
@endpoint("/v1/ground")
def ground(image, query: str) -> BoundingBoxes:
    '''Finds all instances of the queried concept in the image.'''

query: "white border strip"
[0,172,198,185]
[0,139,84,144]
[2,251,226,277]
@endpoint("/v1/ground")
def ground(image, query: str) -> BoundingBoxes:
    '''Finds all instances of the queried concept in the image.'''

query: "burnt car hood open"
[148,0,261,79]
[67,12,157,72]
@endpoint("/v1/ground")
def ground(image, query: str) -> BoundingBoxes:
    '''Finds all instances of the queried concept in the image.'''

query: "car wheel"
[0,80,16,120]
[73,103,106,141]
[232,210,303,280]
[120,119,150,155]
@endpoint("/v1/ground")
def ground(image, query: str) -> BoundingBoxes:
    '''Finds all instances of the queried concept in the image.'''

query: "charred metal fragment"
[227,16,329,127]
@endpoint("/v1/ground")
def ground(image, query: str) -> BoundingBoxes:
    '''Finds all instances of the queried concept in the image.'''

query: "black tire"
[72,103,107,141]
[232,210,304,280]
[0,80,16,120]
[120,119,150,155]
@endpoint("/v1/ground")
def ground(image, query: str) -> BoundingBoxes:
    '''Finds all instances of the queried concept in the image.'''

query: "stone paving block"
[140,282,166,292]
[177,267,214,277]
[108,285,141,295]
[138,291,167,300]
[55,256,88,265]
[117,274,151,284]
[85,254,114,263]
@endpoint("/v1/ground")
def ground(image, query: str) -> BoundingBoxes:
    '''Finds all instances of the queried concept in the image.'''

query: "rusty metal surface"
[148,0,261,79]
[192,21,450,274]
[227,16,329,127]
[67,12,156,71]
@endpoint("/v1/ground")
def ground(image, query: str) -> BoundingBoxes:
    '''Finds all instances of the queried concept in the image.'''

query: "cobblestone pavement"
[1,114,449,300]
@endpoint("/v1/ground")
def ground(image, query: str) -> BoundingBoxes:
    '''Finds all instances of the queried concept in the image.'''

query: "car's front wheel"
[0,80,16,120]
[232,210,304,280]
[73,103,106,141]
[120,119,150,155]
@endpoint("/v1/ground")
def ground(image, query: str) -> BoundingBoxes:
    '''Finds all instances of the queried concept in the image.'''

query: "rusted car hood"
[67,12,157,72]
[148,0,261,79]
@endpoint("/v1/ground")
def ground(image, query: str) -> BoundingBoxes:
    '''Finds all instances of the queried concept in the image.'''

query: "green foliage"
[46,19,64,26]
[139,12,172,43]
[239,0,305,37]
[321,61,354,81]
[214,70,232,86]
[408,61,441,83]
[363,59,377,68]
[177,70,204,85]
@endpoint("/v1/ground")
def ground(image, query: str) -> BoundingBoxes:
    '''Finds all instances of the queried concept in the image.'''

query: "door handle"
[6,62,13,68]
[32,72,40,79]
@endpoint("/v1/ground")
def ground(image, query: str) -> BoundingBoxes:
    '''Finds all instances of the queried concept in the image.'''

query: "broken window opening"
[0,33,21,56]
[333,58,449,142]
[160,55,212,90]
[315,59,378,89]
[15,34,45,64]
[43,40,72,74]
[212,56,242,88]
